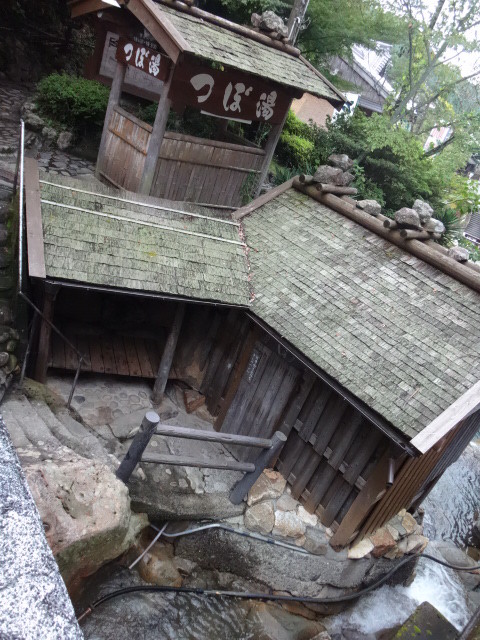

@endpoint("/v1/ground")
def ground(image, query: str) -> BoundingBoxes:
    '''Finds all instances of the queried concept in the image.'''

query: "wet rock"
[24,450,147,587]
[0,352,9,366]
[56,131,73,151]
[6,339,17,353]
[369,527,397,557]
[137,542,183,587]
[297,505,318,527]
[247,470,286,505]
[357,199,382,216]
[273,510,306,539]
[183,388,205,413]
[347,538,374,559]
[413,199,433,225]
[276,494,298,511]
[448,246,470,262]
[245,501,275,534]
[247,602,328,640]
[424,217,445,234]
[402,512,417,535]
[394,207,421,229]
[327,154,353,171]
[436,542,480,592]
[304,526,328,555]
[390,601,457,640]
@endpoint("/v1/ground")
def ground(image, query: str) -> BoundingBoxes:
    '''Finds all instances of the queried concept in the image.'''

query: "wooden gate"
[98,106,265,208]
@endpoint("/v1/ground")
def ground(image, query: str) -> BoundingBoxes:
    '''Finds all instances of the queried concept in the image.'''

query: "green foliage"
[434,208,464,247]
[36,74,109,131]
[277,132,316,170]
[458,236,480,262]
[198,0,288,24]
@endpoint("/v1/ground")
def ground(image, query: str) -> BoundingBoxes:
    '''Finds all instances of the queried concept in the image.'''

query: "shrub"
[276,132,316,171]
[36,73,110,131]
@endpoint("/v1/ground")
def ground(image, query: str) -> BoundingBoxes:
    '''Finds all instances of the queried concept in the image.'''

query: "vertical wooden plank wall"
[98,106,265,207]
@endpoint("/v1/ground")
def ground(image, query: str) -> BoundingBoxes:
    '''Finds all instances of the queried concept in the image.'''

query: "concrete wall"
[291,94,335,128]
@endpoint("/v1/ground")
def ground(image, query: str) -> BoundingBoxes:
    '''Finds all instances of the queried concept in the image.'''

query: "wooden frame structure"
[70,0,344,207]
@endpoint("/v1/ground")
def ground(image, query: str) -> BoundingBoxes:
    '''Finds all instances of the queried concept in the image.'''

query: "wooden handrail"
[155,424,272,448]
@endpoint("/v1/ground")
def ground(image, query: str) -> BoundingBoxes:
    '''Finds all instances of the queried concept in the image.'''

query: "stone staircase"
[0,385,119,469]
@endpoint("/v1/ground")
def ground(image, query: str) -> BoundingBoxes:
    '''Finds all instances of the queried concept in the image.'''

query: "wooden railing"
[99,106,265,208]
[116,411,286,504]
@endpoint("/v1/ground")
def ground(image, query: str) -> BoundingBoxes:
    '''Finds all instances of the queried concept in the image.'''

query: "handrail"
[13,120,25,297]
[18,291,84,408]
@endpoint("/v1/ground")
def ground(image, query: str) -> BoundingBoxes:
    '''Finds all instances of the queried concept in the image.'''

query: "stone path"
[37,150,95,179]
[0,83,32,154]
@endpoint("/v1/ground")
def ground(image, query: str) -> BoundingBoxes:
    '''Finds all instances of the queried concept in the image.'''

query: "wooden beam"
[329,451,391,549]
[24,158,46,279]
[142,452,255,473]
[96,61,126,180]
[411,381,480,454]
[155,424,272,448]
[116,410,160,483]
[253,101,293,199]
[34,284,59,383]
[127,0,188,62]
[139,63,174,195]
[152,302,186,403]
[233,178,295,221]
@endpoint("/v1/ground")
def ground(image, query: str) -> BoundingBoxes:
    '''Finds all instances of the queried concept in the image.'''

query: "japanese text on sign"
[116,37,170,82]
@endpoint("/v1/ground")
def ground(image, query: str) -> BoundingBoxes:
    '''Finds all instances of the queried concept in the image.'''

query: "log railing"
[116,411,286,504]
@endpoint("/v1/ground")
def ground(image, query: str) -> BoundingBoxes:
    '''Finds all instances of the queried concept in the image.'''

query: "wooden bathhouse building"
[23,147,480,547]
[68,0,345,208]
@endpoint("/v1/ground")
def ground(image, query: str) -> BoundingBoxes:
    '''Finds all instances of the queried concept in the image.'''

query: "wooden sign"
[116,37,171,82]
[169,61,292,124]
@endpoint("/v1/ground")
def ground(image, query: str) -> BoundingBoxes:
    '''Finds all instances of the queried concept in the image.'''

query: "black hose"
[76,553,480,623]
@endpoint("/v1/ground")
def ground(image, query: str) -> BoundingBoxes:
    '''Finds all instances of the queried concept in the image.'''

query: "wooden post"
[230,431,287,504]
[34,283,59,383]
[116,411,160,483]
[96,61,126,180]
[152,302,186,403]
[139,64,175,195]
[254,100,292,198]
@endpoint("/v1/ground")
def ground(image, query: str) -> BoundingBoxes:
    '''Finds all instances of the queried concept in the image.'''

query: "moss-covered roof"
[146,1,343,103]
[244,189,480,439]
[39,175,250,306]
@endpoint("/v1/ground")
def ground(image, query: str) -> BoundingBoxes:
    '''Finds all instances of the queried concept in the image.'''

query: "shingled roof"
[38,175,250,306]
[242,188,480,441]
[147,1,342,103]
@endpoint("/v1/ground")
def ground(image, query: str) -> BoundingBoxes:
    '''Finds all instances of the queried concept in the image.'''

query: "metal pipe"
[19,311,40,387]
[67,356,83,409]
[149,522,310,555]
[129,523,168,570]
[387,457,395,487]
[17,120,25,296]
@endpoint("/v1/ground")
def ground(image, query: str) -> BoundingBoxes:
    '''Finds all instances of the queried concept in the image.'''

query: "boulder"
[448,246,470,262]
[247,470,286,505]
[56,131,74,151]
[276,494,298,512]
[251,11,288,37]
[413,199,434,224]
[23,112,45,133]
[347,538,374,559]
[273,511,306,539]
[357,199,382,216]
[313,165,345,186]
[41,126,57,144]
[137,542,183,587]
[297,506,318,527]
[369,527,397,558]
[23,449,147,587]
[394,207,421,229]
[303,526,328,556]
[401,512,417,535]
[327,154,353,171]
[244,501,275,534]
[424,217,445,234]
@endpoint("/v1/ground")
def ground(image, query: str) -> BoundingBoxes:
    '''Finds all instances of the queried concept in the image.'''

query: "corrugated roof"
[39,175,250,306]
[147,1,342,103]
[465,212,480,242]
[244,188,480,439]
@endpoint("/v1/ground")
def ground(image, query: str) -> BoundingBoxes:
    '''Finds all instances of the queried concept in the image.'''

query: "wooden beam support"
[155,423,272,448]
[96,61,126,180]
[139,64,175,195]
[253,101,293,199]
[152,302,185,403]
[116,410,161,483]
[34,283,59,384]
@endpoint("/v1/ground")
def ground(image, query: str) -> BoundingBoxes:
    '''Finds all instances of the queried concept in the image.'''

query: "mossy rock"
[22,377,66,411]
[390,601,457,639]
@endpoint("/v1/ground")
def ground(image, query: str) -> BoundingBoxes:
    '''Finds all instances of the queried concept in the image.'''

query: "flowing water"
[80,443,480,639]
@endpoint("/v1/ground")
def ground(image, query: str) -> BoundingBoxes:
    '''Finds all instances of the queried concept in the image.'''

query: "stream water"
[80,442,480,639]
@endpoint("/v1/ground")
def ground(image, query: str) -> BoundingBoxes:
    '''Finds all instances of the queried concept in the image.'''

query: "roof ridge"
[292,178,480,296]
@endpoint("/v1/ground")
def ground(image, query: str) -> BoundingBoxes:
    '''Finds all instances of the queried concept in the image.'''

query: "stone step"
[54,408,115,466]
[30,399,88,459]
[1,396,62,449]
[1,404,32,448]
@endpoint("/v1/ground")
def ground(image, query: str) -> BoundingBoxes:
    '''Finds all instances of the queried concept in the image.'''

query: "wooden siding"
[99,106,265,207]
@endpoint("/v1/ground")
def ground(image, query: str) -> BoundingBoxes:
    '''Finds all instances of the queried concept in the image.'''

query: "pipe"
[17,119,25,296]
[149,522,310,555]
[77,553,480,623]
[387,458,395,487]
[129,523,168,570]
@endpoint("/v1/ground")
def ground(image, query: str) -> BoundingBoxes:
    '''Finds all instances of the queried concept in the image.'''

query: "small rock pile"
[22,100,74,151]
[251,11,289,40]
[348,509,428,560]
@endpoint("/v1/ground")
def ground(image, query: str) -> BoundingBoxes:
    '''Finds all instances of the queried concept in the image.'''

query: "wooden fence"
[98,106,265,208]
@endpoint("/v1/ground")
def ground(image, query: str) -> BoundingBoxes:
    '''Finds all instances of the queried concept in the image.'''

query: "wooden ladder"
[116,411,287,504]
